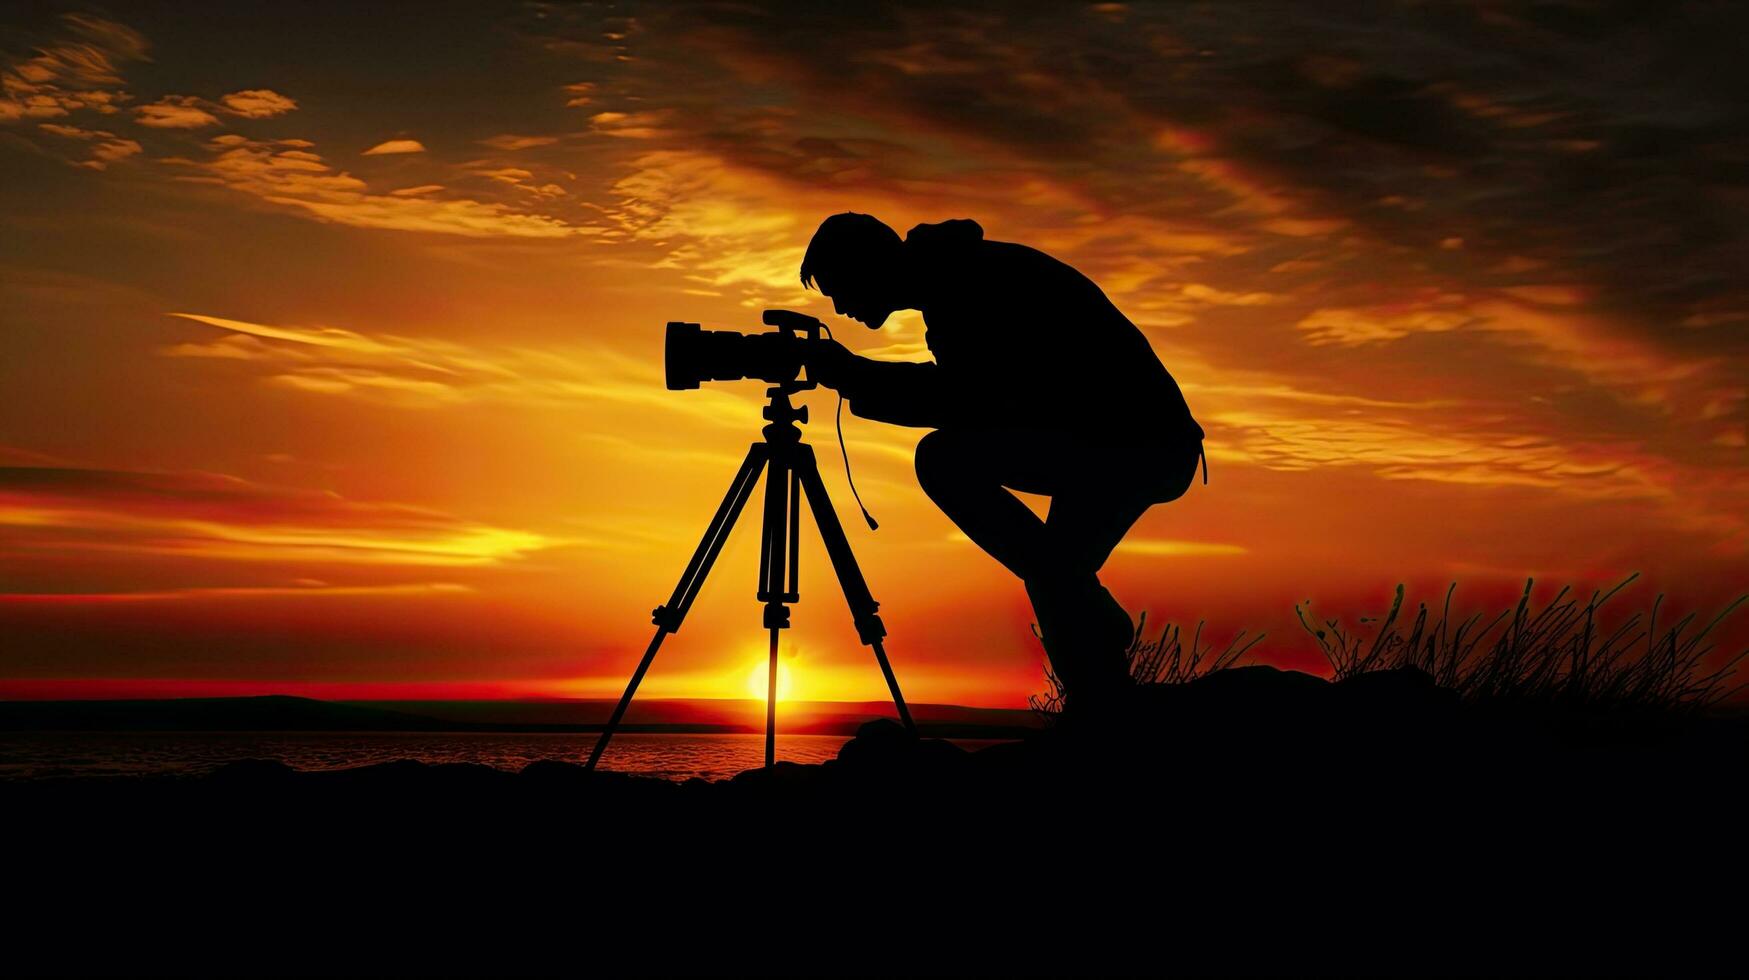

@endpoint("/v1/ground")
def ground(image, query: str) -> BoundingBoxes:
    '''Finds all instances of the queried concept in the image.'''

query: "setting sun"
[746,658,795,702]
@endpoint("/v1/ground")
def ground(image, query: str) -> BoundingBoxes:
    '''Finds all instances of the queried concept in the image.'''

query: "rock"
[518,758,591,786]
[206,758,297,785]
[914,738,970,767]
[1333,665,1456,709]
[1329,667,1463,753]
[728,760,820,792]
[1186,664,1332,699]
[835,717,914,766]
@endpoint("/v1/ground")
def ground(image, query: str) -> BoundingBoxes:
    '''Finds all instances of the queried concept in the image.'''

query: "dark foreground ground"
[7,666,1744,976]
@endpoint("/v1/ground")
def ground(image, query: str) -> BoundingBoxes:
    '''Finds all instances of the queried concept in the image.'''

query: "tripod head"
[757,310,825,429]
[763,387,809,436]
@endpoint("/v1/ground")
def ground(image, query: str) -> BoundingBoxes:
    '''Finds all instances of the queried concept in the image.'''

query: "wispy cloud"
[0,13,146,122]
[474,166,567,199]
[0,465,550,568]
[561,81,596,107]
[35,122,140,169]
[134,87,297,128]
[133,95,220,128]
[168,313,399,355]
[364,138,426,155]
[0,582,471,604]
[167,135,598,237]
[218,88,296,119]
[590,110,674,139]
[1205,400,1749,548]
[1115,538,1250,558]
[480,133,559,150]
[163,312,757,428]
[949,529,1247,558]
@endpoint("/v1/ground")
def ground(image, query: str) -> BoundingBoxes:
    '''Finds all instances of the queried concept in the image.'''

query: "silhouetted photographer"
[800,213,1207,715]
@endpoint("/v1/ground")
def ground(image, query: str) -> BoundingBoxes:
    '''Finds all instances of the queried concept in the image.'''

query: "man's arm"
[808,340,952,428]
[840,356,952,428]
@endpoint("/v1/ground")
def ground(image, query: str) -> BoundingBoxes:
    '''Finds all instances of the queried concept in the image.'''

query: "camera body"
[665,309,825,391]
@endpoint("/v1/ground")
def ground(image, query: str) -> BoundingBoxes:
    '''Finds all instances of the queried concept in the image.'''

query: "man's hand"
[804,337,856,390]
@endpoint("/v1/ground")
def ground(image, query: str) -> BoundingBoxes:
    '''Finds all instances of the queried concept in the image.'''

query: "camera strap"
[822,324,878,531]
[836,393,879,530]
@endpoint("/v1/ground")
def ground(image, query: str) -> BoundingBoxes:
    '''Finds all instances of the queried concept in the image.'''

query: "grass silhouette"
[1297,571,1747,714]
[1028,572,1748,717]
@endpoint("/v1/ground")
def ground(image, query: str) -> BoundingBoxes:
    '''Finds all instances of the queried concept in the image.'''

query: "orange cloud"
[116,86,294,129]
[1201,397,1749,550]
[0,465,551,568]
[475,167,567,198]
[162,312,759,428]
[562,81,596,106]
[35,122,141,170]
[591,110,675,139]
[0,13,146,122]
[219,88,297,118]
[1298,306,1474,346]
[134,95,221,128]
[363,138,426,155]
[480,133,559,150]
[950,530,1248,558]
[0,582,470,604]
[167,313,396,354]
[169,135,596,237]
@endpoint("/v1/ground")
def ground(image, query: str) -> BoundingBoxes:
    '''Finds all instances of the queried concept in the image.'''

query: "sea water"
[0,731,1012,782]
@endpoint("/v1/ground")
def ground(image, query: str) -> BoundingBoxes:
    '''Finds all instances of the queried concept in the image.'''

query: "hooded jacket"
[837,219,1207,487]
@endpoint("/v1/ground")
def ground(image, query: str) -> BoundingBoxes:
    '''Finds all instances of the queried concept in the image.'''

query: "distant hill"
[0,695,1040,737]
[355,698,1041,737]
[0,696,452,732]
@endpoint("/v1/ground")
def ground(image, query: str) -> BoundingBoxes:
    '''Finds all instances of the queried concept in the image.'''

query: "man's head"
[799,212,906,329]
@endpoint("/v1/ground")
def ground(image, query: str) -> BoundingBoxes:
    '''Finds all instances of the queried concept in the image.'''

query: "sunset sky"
[3,1,1745,707]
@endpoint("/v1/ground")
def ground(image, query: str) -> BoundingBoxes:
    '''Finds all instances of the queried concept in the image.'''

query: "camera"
[665,309,825,390]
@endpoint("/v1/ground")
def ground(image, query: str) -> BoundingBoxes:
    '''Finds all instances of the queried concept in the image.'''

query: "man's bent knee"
[913,429,964,501]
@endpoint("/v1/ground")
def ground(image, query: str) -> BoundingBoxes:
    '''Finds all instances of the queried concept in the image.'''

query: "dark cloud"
[524,1,1747,332]
[518,0,1749,548]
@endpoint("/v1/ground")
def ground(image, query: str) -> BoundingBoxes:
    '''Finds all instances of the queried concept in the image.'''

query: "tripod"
[585,382,915,771]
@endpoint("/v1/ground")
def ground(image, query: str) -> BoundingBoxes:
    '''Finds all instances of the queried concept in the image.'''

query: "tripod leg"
[585,629,668,772]
[768,467,799,767]
[586,443,768,771]
[793,444,917,735]
[756,448,797,768]
[766,626,779,768]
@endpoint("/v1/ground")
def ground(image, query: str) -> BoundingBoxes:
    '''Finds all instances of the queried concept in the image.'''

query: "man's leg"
[1030,486,1156,705]
[1044,484,1155,581]
[912,429,1057,582]
[914,429,1157,709]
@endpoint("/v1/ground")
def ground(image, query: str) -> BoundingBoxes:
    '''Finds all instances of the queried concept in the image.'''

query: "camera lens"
[665,321,703,390]
[665,321,803,389]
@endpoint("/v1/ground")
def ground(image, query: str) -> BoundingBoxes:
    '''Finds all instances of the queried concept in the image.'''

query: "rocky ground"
[7,666,1742,975]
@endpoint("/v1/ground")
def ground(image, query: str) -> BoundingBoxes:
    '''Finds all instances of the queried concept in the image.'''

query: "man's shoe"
[1026,575,1136,703]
